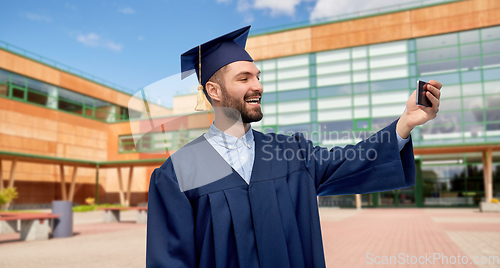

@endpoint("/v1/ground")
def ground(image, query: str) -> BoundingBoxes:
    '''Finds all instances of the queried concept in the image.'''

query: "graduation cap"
[181,25,254,111]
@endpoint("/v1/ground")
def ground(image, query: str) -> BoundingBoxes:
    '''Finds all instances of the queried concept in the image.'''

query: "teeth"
[246,97,260,102]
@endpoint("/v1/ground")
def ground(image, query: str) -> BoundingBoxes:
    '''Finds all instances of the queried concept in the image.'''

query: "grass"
[72,204,123,212]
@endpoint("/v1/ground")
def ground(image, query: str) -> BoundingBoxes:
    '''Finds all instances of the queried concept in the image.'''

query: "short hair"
[204,65,228,104]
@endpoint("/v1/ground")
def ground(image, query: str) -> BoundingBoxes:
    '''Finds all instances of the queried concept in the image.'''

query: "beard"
[219,86,263,124]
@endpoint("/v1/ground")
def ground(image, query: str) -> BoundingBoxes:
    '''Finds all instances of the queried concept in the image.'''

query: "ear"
[205,81,222,103]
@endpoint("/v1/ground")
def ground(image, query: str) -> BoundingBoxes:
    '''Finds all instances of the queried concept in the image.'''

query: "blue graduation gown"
[146,119,415,267]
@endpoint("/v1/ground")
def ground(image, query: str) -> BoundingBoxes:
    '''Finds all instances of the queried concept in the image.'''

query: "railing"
[0,40,136,95]
[250,0,466,36]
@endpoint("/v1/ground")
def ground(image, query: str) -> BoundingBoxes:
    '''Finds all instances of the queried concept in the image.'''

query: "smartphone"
[416,80,432,107]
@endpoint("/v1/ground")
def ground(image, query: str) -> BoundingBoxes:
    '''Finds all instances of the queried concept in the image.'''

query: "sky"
[1,0,420,106]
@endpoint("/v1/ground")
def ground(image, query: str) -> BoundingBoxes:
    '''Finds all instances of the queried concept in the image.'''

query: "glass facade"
[0,68,137,122]
[118,128,208,153]
[250,25,500,207]
[252,25,500,148]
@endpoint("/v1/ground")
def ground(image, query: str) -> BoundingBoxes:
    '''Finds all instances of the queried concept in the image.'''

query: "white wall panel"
[354,94,369,106]
[318,109,352,121]
[278,112,310,125]
[262,82,276,92]
[372,104,405,117]
[370,66,408,81]
[262,103,277,114]
[369,41,407,56]
[278,66,309,80]
[262,71,276,81]
[370,54,408,68]
[316,61,350,75]
[317,96,352,110]
[316,49,350,63]
[262,59,276,70]
[264,115,276,125]
[352,71,368,83]
[371,90,409,104]
[278,78,309,91]
[354,107,370,118]
[317,73,351,87]
[352,59,368,70]
[352,46,367,59]
[277,55,309,69]
[278,100,310,113]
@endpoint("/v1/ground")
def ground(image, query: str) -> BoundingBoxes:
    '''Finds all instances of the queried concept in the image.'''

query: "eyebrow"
[234,70,261,78]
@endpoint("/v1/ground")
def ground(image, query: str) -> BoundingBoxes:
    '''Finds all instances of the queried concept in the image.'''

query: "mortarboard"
[181,25,254,111]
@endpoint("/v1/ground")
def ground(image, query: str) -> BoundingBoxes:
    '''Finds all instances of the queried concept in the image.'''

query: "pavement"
[0,208,499,267]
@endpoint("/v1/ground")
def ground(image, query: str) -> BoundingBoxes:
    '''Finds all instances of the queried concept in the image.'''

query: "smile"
[245,96,261,106]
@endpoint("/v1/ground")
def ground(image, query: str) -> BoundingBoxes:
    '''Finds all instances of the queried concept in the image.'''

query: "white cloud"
[76,33,123,52]
[103,41,123,52]
[231,0,305,17]
[118,7,135,14]
[25,12,51,22]
[253,0,303,17]
[237,0,252,12]
[244,13,255,23]
[309,0,415,21]
[77,33,100,46]
[138,36,144,41]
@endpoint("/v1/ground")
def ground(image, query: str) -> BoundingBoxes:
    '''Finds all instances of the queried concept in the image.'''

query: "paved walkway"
[0,208,499,267]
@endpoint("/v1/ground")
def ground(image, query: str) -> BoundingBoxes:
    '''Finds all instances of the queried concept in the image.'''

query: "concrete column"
[126,167,134,206]
[136,210,147,224]
[8,160,17,189]
[117,168,125,206]
[482,149,493,203]
[103,210,120,223]
[59,164,67,201]
[68,166,78,202]
[20,219,51,241]
[0,220,18,234]
[355,194,362,210]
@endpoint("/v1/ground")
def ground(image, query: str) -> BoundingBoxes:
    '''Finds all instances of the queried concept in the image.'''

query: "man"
[146,26,441,268]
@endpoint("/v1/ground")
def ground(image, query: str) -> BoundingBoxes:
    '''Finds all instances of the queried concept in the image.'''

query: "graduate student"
[146,26,441,268]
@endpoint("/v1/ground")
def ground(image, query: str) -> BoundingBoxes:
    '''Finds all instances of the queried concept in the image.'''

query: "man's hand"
[396,80,442,138]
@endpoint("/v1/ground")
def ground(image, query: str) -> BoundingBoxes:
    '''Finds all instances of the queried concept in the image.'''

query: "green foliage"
[0,187,19,209]
[72,203,123,213]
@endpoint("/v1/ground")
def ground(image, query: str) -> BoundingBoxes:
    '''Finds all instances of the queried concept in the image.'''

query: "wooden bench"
[0,212,59,241]
[98,207,147,224]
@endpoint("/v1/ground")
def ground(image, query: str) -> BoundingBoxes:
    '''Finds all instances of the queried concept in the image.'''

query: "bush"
[0,187,19,210]
[72,203,124,212]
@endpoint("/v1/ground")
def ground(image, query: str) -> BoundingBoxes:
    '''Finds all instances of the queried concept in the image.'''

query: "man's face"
[219,61,263,123]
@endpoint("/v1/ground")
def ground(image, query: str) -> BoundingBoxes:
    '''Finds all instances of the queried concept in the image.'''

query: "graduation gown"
[146,119,415,268]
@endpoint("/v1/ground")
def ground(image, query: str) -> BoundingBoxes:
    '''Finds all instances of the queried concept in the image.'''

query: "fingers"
[426,83,441,100]
[428,80,442,90]
[426,91,439,109]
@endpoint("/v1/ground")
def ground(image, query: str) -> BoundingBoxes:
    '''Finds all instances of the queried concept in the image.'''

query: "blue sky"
[1,0,412,105]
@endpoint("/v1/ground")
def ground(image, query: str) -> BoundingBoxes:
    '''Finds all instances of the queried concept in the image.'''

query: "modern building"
[245,0,500,207]
[0,0,499,208]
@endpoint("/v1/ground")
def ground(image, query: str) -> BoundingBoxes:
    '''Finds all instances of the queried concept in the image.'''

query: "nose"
[252,78,263,94]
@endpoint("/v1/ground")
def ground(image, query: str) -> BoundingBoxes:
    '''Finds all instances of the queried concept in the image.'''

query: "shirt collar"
[207,123,254,150]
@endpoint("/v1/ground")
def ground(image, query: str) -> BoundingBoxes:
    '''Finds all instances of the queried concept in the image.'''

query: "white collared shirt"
[204,124,255,184]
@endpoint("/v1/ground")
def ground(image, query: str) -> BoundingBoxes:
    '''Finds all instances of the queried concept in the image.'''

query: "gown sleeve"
[296,118,416,196]
[146,165,197,268]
